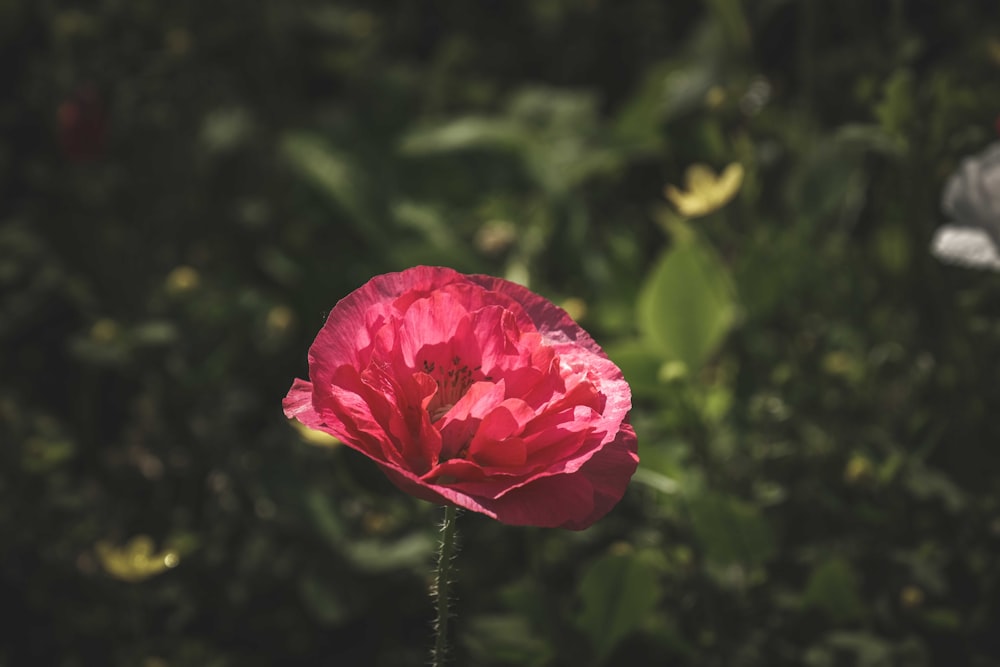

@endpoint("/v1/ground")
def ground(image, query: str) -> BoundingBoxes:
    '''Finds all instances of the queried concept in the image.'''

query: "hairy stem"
[431,504,458,667]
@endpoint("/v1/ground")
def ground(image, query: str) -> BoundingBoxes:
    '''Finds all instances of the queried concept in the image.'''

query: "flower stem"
[431,504,458,667]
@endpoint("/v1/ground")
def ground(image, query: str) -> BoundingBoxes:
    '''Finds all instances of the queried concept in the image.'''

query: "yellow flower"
[266,305,295,335]
[843,455,874,484]
[290,419,341,447]
[95,535,179,583]
[900,584,925,609]
[89,318,119,343]
[165,265,200,295]
[664,163,744,218]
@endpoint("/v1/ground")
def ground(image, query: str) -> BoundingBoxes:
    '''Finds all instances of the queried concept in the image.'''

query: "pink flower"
[284,266,638,529]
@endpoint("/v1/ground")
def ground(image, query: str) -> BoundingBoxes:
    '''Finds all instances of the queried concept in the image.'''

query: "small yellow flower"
[95,535,179,583]
[900,584,925,609]
[664,163,744,218]
[90,318,119,343]
[704,86,727,110]
[266,305,295,335]
[290,419,341,447]
[843,455,874,484]
[165,266,200,295]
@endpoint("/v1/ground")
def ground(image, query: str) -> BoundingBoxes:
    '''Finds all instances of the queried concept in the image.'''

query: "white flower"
[932,142,1000,270]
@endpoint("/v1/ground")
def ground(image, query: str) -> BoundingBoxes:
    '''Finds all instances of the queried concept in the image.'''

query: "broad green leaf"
[282,133,359,210]
[576,552,661,664]
[687,491,775,567]
[281,132,382,242]
[399,117,526,155]
[401,88,622,195]
[604,340,665,398]
[903,462,965,513]
[802,558,865,623]
[638,231,737,372]
[343,533,434,574]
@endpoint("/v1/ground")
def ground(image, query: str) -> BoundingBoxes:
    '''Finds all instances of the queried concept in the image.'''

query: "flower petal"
[562,423,639,529]
[309,266,465,374]
[478,473,597,528]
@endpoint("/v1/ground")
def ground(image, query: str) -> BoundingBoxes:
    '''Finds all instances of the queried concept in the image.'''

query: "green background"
[4,1,1000,665]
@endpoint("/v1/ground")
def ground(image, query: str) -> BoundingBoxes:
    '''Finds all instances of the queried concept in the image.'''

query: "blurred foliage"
[4,0,1000,665]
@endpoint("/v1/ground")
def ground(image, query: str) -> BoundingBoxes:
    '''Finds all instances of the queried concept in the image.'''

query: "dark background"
[4,1,1000,665]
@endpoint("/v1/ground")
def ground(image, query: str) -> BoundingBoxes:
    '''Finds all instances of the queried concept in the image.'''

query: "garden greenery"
[3,1,1000,665]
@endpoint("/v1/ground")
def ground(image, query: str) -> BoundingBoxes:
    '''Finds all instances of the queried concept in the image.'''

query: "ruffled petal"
[282,379,330,433]
[309,266,466,375]
[559,423,639,529]
[467,273,605,358]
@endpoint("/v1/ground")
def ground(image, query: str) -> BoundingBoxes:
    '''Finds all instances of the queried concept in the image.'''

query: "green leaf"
[282,133,358,208]
[343,533,435,574]
[687,491,775,567]
[22,437,76,473]
[631,467,681,496]
[903,462,965,513]
[834,124,906,158]
[638,231,737,372]
[130,320,179,346]
[604,340,667,398]
[802,558,865,624]
[399,117,526,155]
[919,607,961,630]
[281,132,382,242]
[576,552,662,664]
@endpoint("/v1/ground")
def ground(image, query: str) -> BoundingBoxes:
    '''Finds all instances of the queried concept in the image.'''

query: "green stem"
[432,504,458,667]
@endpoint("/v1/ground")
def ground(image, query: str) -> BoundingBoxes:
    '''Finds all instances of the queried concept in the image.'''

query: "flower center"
[421,355,479,421]
[430,403,453,422]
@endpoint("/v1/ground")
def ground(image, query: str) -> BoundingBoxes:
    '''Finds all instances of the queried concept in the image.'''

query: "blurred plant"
[164,265,201,295]
[95,535,179,583]
[56,84,107,162]
[6,1,1000,665]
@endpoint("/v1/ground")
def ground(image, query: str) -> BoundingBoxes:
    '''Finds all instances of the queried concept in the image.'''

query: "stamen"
[421,353,476,421]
